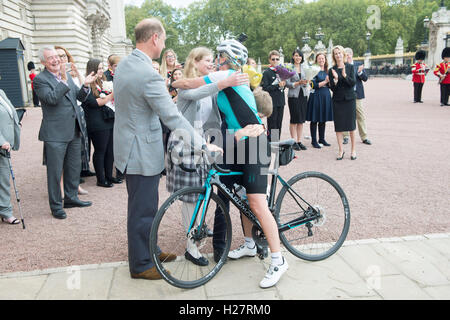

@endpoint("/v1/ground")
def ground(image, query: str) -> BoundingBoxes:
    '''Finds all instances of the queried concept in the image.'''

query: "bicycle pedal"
[256,246,268,260]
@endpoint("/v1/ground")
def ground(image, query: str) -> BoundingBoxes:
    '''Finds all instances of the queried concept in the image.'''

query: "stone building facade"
[0,0,133,75]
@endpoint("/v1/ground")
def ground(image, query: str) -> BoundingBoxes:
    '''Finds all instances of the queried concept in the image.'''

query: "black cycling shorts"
[218,133,271,194]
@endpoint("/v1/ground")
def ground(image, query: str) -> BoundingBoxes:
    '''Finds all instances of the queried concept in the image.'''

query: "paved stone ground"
[0,77,449,280]
[0,234,449,300]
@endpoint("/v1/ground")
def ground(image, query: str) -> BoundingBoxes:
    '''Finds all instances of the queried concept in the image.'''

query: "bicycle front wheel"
[275,171,350,261]
[150,187,232,289]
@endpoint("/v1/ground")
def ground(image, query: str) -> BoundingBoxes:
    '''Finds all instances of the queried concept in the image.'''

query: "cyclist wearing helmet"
[172,39,288,289]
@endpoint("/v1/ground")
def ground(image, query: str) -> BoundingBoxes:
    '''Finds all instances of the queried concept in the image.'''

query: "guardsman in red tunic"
[411,50,428,103]
[433,47,450,106]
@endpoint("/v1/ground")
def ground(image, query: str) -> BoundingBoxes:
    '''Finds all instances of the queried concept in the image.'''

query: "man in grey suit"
[114,18,223,280]
[34,46,98,219]
[0,89,21,225]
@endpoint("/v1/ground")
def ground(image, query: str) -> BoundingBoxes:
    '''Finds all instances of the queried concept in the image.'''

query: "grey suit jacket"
[286,66,309,98]
[113,49,205,176]
[0,89,20,151]
[34,69,88,142]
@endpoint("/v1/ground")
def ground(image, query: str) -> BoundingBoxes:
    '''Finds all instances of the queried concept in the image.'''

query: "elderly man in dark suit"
[343,47,372,146]
[34,45,97,219]
[0,89,21,225]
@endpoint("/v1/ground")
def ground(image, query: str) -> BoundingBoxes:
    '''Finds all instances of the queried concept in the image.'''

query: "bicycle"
[149,139,350,289]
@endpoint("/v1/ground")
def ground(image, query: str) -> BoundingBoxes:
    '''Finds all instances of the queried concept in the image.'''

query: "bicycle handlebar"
[177,149,231,174]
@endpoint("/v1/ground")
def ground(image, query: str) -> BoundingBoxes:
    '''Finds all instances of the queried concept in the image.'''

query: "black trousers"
[126,173,161,273]
[267,105,284,142]
[310,122,326,144]
[90,128,114,183]
[32,89,40,107]
[440,83,450,105]
[413,82,424,102]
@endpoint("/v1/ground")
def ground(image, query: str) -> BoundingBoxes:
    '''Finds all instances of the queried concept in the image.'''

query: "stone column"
[395,37,404,66]
[279,46,284,64]
[327,39,333,66]
[108,0,133,56]
[364,52,371,69]
[428,5,450,68]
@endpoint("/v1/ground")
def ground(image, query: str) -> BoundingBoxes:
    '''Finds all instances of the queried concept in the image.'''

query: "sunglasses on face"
[271,58,280,61]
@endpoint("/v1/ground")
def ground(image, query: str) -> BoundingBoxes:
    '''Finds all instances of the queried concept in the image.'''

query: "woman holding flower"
[81,58,118,187]
[262,50,286,141]
[286,49,309,150]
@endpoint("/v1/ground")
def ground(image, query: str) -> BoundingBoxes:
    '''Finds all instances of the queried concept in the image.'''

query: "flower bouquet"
[274,63,296,81]
[99,81,114,112]
[303,63,321,81]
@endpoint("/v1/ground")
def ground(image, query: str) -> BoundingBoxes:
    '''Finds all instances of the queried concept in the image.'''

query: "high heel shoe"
[336,151,345,160]
[351,153,357,160]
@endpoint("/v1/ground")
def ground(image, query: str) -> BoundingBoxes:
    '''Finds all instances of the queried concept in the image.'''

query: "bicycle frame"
[187,163,322,239]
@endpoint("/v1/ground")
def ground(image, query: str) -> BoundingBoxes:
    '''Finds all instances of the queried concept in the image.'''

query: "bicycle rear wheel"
[150,187,231,289]
[275,171,350,261]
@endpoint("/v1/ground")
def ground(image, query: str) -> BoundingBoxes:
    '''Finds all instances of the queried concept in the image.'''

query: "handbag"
[102,105,115,120]
[278,145,295,166]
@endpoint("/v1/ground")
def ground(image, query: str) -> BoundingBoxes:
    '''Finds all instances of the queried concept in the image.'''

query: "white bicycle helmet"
[216,39,248,68]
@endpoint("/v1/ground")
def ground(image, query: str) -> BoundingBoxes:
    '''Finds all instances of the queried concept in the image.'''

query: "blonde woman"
[328,45,357,160]
[166,47,245,267]
[160,49,181,82]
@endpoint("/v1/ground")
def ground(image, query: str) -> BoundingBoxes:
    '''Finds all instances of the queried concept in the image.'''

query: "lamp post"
[314,27,326,52]
[315,27,324,42]
[366,31,371,54]
[302,31,310,45]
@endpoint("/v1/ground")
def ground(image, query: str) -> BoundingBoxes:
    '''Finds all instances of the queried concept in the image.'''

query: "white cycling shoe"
[227,244,257,259]
[259,257,289,289]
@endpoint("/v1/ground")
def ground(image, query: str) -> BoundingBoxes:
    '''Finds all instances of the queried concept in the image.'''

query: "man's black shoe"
[64,199,92,208]
[52,209,67,219]
[97,181,113,188]
[80,170,96,177]
[343,137,349,144]
[362,139,372,145]
[298,142,307,150]
[109,177,123,184]
[185,251,209,266]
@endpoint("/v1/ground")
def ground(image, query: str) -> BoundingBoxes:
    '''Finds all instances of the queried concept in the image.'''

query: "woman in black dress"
[82,59,118,187]
[286,49,309,150]
[328,45,357,160]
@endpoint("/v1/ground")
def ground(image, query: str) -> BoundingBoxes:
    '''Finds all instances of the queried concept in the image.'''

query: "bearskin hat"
[27,61,35,71]
[415,50,426,61]
[442,47,450,59]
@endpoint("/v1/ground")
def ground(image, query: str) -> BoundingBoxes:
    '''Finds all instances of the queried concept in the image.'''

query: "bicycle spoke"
[150,187,231,289]
[276,172,350,261]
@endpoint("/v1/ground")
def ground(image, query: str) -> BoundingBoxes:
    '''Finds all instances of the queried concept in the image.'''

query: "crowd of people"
[369,63,412,76]
[1,15,450,290]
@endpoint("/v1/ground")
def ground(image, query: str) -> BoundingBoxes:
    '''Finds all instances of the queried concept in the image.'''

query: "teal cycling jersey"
[203,70,262,133]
